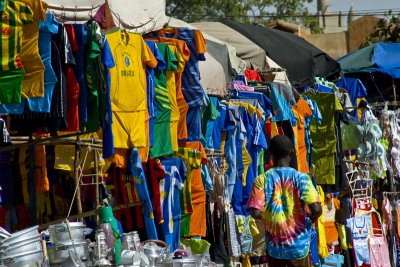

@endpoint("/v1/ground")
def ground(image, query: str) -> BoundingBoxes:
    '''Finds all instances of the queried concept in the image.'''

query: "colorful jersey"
[0,1,33,71]
[157,27,206,108]
[0,0,8,11]
[149,43,177,158]
[106,30,157,149]
[247,167,320,260]
[18,0,46,98]
[106,30,156,112]
[148,36,190,140]
[84,20,106,133]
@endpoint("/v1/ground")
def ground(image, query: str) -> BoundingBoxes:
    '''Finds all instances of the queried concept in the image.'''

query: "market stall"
[0,0,399,267]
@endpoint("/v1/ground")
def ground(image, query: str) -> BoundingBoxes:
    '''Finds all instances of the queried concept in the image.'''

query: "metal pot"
[0,249,43,267]
[48,222,86,244]
[0,234,41,258]
[142,240,169,267]
[47,241,89,264]
[0,226,39,245]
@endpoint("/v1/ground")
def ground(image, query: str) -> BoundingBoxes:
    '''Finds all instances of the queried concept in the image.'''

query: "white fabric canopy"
[199,52,227,97]
[44,0,167,34]
[168,18,246,73]
[193,22,291,85]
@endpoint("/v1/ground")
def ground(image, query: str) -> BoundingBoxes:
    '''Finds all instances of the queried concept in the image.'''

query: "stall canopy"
[338,42,400,79]
[192,21,291,85]
[44,0,168,34]
[221,20,341,87]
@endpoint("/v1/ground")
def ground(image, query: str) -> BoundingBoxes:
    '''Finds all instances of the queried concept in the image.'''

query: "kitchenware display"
[142,240,169,267]
[0,234,41,257]
[97,223,114,249]
[93,229,112,266]
[122,231,141,252]
[47,241,89,264]
[0,225,39,245]
[48,221,86,244]
[0,249,44,267]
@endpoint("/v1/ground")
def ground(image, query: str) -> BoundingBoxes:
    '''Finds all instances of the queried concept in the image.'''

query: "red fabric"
[64,25,79,52]
[64,25,80,131]
[244,69,263,82]
[277,126,284,135]
[110,167,136,230]
[265,122,272,138]
[143,159,166,225]
[64,65,80,131]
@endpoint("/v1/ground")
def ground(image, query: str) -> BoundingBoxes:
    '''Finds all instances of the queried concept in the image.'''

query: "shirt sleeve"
[298,174,320,205]
[247,174,265,211]
[153,43,166,70]
[194,29,206,59]
[142,37,158,69]
[101,38,115,69]
[181,42,191,62]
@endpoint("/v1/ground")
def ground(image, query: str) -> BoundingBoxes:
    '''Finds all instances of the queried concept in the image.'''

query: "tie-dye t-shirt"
[247,167,320,260]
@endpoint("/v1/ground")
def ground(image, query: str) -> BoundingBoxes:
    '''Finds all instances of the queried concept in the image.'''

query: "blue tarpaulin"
[338,42,400,79]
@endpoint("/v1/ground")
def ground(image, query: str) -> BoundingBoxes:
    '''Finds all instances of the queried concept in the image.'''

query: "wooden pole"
[38,202,142,231]
[93,141,100,223]
[73,137,83,221]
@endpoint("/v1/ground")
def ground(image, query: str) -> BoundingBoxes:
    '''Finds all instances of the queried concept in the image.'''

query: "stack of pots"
[0,226,43,267]
[47,221,90,266]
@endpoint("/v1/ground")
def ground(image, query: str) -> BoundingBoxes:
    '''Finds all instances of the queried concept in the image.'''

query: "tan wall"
[348,16,380,52]
[304,32,348,59]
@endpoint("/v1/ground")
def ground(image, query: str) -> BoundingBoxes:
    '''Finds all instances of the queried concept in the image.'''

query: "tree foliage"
[363,12,400,46]
[166,0,322,33]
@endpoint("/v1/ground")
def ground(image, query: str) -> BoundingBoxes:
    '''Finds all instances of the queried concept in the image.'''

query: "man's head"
[269,135,294,167]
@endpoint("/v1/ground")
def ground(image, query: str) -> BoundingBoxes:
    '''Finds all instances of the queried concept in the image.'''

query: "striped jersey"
[0,0,33,71]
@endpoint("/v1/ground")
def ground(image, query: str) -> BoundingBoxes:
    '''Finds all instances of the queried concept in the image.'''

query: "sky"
[307,0,400,13]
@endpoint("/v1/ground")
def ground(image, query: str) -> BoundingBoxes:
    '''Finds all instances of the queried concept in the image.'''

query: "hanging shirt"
[84,20,104,133]
[160,157,186,229]
[106,30,157,149]
[100,37,116,158]
[346,215,372,239]
[64,25,80,132]
[247,167,320,260]
[157,27,206,108]
[128,148,158,239]
[18,0,46,98]
[72,24,88,131]
[149,43,177,158]
[0,13,57,114]
[144,40,166,147]
[177,141,207,237]
[335,77,367,106]
[201,96,219,148]
[0,1,33,104]
[10,24,70,133]
[304,92,343,184]
[292,98,313,174]
[270,85,296,124]
[167,44,185,152]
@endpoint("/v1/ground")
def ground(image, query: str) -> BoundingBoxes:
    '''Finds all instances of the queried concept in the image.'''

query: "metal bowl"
[48,222,86,244]
[47,241,89,264]
[0,234,41,258]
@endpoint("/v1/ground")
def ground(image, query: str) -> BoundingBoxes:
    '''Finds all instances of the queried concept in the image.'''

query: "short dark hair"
[269,135,294,160]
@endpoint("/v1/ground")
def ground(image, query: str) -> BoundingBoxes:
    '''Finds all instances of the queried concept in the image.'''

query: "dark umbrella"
[222,20,341,87]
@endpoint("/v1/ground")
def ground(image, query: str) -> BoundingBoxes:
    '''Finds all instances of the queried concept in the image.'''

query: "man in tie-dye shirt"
[248,135,322,267]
